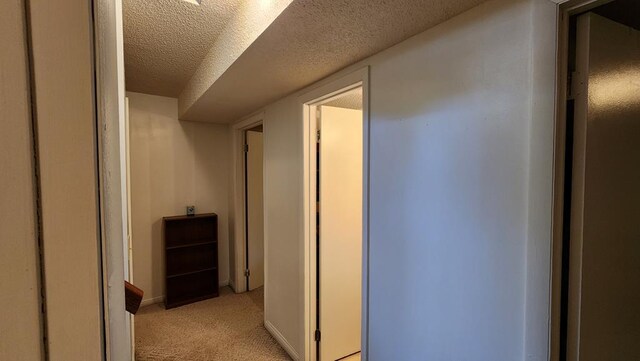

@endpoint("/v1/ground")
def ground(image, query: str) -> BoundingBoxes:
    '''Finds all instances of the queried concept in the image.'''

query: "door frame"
[550,1,615,360]
[93,0,131,358]
[231,112,265,293]
[299,67,370,361]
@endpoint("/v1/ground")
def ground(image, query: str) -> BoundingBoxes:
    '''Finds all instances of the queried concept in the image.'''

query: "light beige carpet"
[135,287,291,361]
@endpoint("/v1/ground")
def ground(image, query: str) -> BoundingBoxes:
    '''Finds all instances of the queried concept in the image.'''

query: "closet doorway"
[316,90,363,361]
[302,68,370,361]
[231,115,266,294]
[245,125,265,291]
[554,1,640,360]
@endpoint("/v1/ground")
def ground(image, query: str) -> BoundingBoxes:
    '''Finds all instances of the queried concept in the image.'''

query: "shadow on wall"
[178,119,231,286]
[367,0,535,358]
[151,218,163,299]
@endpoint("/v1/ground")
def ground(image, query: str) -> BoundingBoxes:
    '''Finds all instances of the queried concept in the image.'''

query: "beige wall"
[28,0,104,359]
[0,0,44,359]
[128,92,231,304]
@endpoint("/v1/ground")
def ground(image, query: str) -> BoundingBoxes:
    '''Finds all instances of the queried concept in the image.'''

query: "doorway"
[245,125,265,291]
[302,68,369,361]
[231,115,266,294]
[317,90,363,361]
[555,1,640,360]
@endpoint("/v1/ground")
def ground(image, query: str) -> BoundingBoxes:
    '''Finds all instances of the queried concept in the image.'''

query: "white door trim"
[299,67,370,361]
[93,0,130,358]
[231,112,265,293]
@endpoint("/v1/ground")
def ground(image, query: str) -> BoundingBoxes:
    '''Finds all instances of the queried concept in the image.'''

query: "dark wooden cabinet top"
[162,212,217,221]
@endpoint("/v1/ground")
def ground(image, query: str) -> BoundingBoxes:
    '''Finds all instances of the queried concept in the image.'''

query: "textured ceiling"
[181,0,488,123]
[323,88,363,110]
[123,0,242,97]
[177,0,294,115]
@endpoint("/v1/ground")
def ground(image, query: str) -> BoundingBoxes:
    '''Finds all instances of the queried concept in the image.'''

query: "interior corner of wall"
[264,320,300,361]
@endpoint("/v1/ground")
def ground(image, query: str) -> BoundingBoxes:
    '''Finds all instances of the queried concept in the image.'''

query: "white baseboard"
[265,320,299,361]
[140,296,164,307]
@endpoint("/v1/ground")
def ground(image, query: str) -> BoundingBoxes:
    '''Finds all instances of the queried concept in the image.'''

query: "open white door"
[246,130,264,290]
[318,106,362,361]
[568,12,640,361]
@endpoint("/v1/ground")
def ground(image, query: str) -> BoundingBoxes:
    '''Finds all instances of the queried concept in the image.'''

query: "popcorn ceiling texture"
[125,0,488,120]
[323,88,363,111]
[123,0,243,97]
[179,0,488,123]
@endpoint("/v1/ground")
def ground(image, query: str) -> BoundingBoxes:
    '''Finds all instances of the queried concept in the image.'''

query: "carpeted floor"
[135,287,291,361]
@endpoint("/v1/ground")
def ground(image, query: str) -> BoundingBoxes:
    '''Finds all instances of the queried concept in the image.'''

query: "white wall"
[128,92,231,304]
[367,1,555,359]
[262,97,305,356]
[239,0,558,359]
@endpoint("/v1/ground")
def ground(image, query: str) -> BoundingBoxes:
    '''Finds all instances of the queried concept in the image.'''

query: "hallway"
[6,0,633,360]
[135,287,290,361]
